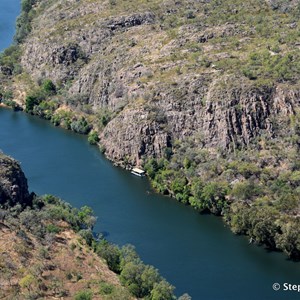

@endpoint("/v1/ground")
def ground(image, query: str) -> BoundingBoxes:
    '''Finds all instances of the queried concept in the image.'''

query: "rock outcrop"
[3,0,300,166]
[265,0,299,12]
[0,154,31,207]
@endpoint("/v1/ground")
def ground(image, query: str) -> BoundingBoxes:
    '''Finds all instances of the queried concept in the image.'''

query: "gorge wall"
[0,153,31,207]
[1,0,298,166]
[0,0,300,259]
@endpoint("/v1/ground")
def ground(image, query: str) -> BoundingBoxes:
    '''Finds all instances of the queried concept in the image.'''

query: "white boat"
[131,167,145,177]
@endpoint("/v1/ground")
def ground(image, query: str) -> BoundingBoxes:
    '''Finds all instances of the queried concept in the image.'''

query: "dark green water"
[0,107,299,299]
[1,2,300,299]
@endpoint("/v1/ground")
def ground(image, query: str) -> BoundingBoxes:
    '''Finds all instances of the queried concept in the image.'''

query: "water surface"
[0,1,299,299]
[0,0,20,51]
[0,107,299,300]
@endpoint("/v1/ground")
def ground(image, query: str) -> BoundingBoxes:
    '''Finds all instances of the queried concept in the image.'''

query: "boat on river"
[131,167,145,177]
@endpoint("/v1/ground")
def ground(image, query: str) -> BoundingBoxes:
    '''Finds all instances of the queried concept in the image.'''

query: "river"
[0,0,20,50]
[1,2,300,300]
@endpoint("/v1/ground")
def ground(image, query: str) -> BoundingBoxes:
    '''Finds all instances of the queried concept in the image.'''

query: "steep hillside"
[0,154,180,299]
[0,0,300,258]
[0,154,126,299]
[0,219,132,299]
[0,153,32,207]
[1,0,299,164]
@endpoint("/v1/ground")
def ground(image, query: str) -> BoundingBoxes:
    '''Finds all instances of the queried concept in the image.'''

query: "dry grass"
[0,221,131,299]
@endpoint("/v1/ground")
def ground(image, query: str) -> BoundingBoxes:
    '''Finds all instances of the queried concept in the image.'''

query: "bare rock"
[0,154,31,207]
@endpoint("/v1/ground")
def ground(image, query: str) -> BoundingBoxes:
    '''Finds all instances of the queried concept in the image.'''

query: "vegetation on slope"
[0,154,182,299]
[144,127,300,259]
[0,0,300,261]
[0,193,185,299]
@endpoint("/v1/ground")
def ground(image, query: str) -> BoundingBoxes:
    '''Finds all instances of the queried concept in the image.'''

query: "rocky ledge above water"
[0,153,32,207]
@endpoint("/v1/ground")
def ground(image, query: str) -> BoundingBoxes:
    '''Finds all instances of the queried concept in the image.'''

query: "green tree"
[178,293,192,300]
[201,182,229,214]
[276,218,300,260]
[42,79,56,95]
[189,179,205,209]
[79,229,94,246]
[96,240,121,273]
[141,265,161,296]
[77,205,96,229]
[228,202,251,234]
[21,0,36,13]
[144,158,159,179]
[231,181,261,201]
[248,206,280,249]
[120,262,145,297]
[120,245,141,268]
[70,117,91,134]
[25,95,40,113]
[88,131,99,145]
[150,280,175,300]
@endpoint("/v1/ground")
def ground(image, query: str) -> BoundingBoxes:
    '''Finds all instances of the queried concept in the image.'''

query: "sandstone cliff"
[2,0,298,167]
[0,153,31,207]
[0,0,299,259]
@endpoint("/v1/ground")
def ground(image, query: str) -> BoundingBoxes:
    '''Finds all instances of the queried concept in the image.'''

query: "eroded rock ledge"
[0,154,32,207]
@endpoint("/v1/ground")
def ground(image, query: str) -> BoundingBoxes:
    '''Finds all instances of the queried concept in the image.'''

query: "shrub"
[42,79,56,95]
[25,95,40,113]
[95,240,121,273]
[19,274,36,291]
[70,117,91,134]
[21,0,37,13]
[99,282,114,295]
[74,290,93,300]
[88,131,99,145]
[79,229,94,246]
[46,224,61,234]
[242,50,300,82]
[96,109,113,128]
[150,280,175,300]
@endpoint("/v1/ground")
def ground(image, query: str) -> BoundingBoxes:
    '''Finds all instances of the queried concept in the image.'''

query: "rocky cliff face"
[1,0,299,261]
[4,0,300,166]
[101,75,300,164]
[0,154,31,207]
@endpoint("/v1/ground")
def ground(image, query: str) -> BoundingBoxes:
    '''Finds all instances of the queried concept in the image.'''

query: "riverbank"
[1,102,300,300]
[0,153,179,299]
[0,2,299,299]
[1,0,299,261]
[3,94,299,261]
